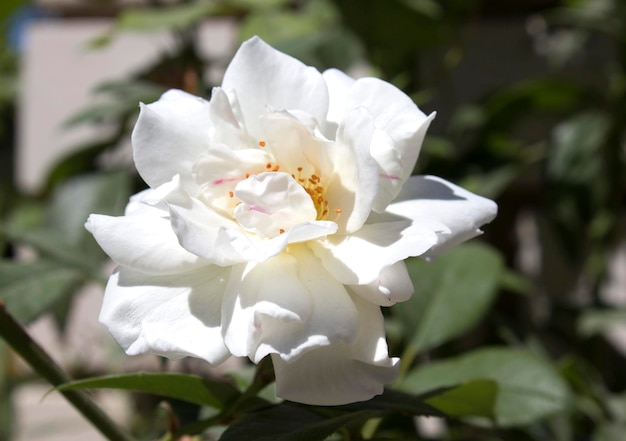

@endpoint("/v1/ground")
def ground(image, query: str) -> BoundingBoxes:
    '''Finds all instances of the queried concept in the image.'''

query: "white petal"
[208,87,250,149]
[272,294,399,405]
[220,257,311,361]
[222,36,329,138]
[99,266,230,364]
[349,261,414,306]
[124,189,165,216]
[132,89,211,188]
[284,221,337,243]
[260,110,332,178]
[384,175,498,257]
[345,78,435,211]
[193,144,273,215]
[328,107,379,233]
[322,68,355,130]
[169,196,299,264]
[234,172,317,238]
[167,196,249,266]
[86,213,205,275]
[221,245,359,364]
[309,219,442,285]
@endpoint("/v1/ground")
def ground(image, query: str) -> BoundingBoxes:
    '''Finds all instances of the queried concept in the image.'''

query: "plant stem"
[0,302,135,441]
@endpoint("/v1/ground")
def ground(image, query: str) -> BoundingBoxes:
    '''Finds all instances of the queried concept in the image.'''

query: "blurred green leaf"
[424,379,498,419]
[548,112,608,184]
[64,80,163,128]
[0,261,83,323]
[0,0,24,21]
[398,243,503,358]
[115,1,223,32]
[594,423,626,441]
[498,268,534,295]
[398,0,443,18]
[48,172,131,247]
[58,373,241,410]
[546,0,619,37]
[239,10,321,46]
[399,347,572,426]
[2,173,131,274]
[578,309,626,338]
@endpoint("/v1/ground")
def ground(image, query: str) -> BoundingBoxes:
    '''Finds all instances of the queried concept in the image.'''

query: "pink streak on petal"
[212,177,239,186]
[249,205,272,215]
[379,173,401,181]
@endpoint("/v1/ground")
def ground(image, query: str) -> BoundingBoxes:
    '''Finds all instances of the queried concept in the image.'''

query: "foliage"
[1,0,625,440]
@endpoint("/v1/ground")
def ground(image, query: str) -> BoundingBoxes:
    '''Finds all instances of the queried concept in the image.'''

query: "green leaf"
[548,112,608,185]
[63,80,163,128]
[578,309,626,338]
[0,0,25,20]
[48,172,130,247]
[0,260,83,323]
[399,347,572,426]
[114,1,223,32]
[57,373,241,409]
[2,173,131,274]
[220,402,381,441]
[336,388,443,417]
[424,379,498,419]
[398,243,503,357]
[220,388,443,441]
[594,423,626,441]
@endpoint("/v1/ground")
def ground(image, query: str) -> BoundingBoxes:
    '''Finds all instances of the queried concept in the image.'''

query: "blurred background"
[0,0,625,440]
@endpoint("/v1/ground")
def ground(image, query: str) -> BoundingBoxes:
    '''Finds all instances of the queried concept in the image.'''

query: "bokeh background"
[1,0,625,440]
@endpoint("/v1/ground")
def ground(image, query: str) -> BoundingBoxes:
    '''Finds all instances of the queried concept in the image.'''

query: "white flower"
[85,37,497,406]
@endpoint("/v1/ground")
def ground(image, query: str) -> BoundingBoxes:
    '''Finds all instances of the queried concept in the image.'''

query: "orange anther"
[266,163,272,169]
[245,173,250,178]
[258,140,266,147]
[272,164,280,172]
[279,228,285,234]
[228,191,234,198]
[335,208,342,214]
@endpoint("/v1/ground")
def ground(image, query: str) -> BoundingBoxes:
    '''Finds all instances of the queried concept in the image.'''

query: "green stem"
[0,302,135,441]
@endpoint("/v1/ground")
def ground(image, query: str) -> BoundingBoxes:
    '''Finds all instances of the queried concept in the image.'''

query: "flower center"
[258,140,339,222]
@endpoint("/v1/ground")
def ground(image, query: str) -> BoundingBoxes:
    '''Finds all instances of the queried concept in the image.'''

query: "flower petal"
[167,196,249,266]
[272,294,399,405]
[169,195,308,264]
[345,78,435,212]
[322,68,355,134]
[309,219,442,285]
[193,143,273,215]
[85,213,205,275]
[384,175,498,257]
[234,172,317,238]
[221,246,359,364]
[208,87,250,149]
[99,266,230,364]
[329,107,379,233]
[349,261,414,306]
[132,89,211,188]
[260,110,332,178]
[222,36,329,138]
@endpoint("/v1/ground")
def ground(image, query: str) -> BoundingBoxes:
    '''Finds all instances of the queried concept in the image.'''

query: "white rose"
[86,36,497,405]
